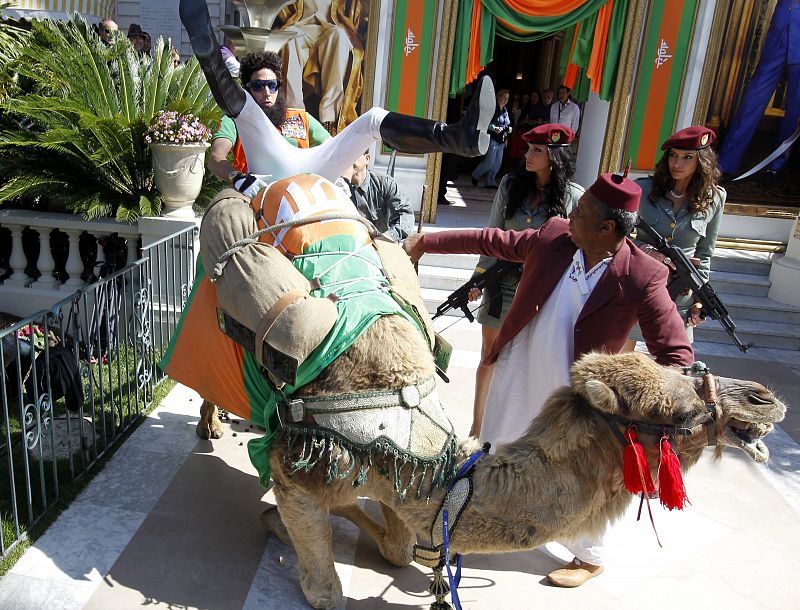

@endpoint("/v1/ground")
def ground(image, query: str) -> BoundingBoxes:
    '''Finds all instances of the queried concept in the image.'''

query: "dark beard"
[264,91,287,129]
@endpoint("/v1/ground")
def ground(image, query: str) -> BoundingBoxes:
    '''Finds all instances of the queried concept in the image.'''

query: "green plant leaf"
[0,15,219,220]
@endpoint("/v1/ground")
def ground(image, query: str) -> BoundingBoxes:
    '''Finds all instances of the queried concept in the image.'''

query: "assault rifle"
[635,217,751,352]
[433,259,522,321]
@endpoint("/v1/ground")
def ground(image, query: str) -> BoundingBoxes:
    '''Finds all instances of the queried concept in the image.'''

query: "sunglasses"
[246,79,280,93]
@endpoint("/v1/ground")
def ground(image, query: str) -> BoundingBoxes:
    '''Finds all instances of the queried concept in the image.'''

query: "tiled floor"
[2,181,798,610]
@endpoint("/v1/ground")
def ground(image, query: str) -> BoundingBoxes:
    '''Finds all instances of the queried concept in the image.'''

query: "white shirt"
[224,54,240,78]
[481,249,610,450]
[550,99,581,133]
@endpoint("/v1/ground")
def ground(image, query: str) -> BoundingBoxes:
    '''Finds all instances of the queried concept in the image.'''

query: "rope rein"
[210,212,378,281]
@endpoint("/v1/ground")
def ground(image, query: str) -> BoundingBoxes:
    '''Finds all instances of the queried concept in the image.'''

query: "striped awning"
[5,0,114,22]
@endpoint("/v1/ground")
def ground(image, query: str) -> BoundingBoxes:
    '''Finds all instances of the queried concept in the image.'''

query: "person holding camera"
[471,88,512,189]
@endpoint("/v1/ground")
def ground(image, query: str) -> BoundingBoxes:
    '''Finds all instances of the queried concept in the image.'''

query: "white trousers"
[562,535,605,566]
[235,95,387,181]
[284,23,353,123]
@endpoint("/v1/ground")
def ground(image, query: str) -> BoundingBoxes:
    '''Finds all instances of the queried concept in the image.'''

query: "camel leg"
[332,502,413,567]
[273,481,343,610]
[260,505,292,546]
[196,399,224,439]
[379,502,415,566]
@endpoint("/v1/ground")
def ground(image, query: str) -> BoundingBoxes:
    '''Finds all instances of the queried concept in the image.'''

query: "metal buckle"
[288,399,304,422]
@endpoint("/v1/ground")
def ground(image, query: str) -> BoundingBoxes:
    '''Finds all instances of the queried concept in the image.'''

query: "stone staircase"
[418,248,800,352]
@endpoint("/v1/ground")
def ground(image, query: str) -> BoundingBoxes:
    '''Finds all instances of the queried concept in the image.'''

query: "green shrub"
[0,15,222,221]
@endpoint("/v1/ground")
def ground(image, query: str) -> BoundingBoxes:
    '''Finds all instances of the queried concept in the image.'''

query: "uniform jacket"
[423,218,694,367]
[635,178,725,313]
[336,170,414,242]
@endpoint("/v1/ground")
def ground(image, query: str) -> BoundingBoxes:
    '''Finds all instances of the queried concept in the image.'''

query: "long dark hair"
[504,146,576,220]
[650,147,722,216]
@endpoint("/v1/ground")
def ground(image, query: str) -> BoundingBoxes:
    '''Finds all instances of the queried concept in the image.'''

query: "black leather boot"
[379,76,495,157]
[179,0,245,117]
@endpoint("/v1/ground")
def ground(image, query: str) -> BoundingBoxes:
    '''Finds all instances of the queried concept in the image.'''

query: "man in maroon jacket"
[404,170,693,587]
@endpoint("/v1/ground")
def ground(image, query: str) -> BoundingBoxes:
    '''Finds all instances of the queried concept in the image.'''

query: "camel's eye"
[747,394,773,405]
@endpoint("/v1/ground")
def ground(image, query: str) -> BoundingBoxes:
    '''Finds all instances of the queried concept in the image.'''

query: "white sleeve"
[572,105,581,132]
[224,55,240,78]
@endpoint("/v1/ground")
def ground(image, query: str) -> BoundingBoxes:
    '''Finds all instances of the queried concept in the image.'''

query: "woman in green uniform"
[625,125,726,349]
[468,124,584,437]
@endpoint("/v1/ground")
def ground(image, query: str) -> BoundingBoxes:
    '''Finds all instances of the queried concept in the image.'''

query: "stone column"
[33,229,58,289]
[61,229,85,291]
[6,224,29,287]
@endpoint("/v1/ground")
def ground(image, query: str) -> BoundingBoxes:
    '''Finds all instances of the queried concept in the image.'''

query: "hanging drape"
[450,0,629,102]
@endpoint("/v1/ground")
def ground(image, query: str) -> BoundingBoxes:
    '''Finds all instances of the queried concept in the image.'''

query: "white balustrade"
[61,229,85,291]
[6,223,29,287]
[0,209,160,317]
[33,228,58,289]
[94,233,107,276]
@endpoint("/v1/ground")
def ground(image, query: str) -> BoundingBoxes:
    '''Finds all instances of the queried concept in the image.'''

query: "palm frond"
[0,15,219,220]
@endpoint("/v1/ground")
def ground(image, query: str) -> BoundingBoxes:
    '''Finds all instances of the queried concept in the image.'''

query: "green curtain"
[450,0,628,99]
[557,0,629,102]
[481,0,610,31]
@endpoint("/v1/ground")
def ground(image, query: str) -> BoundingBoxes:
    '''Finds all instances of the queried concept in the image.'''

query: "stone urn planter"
[150,142,210,217]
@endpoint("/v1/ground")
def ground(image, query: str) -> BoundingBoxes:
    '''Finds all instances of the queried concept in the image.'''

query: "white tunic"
[481,249,611,450]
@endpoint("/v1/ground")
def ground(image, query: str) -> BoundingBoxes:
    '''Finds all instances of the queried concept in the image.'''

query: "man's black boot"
[179,0,246,117]
[379,76,495,157]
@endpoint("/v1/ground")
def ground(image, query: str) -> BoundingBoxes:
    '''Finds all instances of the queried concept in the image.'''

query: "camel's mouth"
[724,420,774,463]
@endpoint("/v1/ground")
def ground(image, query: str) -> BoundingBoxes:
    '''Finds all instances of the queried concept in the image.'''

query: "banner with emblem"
[386,0,438,118]
[626,0,699,170]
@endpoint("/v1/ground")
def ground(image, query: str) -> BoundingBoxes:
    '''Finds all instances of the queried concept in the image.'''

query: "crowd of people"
[168,0,727,592]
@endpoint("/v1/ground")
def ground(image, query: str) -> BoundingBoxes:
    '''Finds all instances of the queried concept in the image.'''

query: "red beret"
[661,126,715,151]
[588,172,641,213]
[522,123,574,147]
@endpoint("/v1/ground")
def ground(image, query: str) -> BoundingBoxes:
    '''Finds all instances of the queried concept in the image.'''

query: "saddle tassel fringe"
[658,437,689,510]
[622,428,655,495]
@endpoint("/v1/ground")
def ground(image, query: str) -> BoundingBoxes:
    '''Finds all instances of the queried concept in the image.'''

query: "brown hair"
[649,147,721,216]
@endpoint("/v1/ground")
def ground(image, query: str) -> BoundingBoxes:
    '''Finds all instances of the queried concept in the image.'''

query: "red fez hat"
[589,164,641,213]
[661,126,715,150]
[522,123,574,147]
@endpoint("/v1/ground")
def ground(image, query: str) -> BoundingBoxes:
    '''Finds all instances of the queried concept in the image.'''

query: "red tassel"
[658,437,689,510]
[622,428,655,495]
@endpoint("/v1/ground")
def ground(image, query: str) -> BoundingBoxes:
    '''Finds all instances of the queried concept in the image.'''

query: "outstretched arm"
[403,225,542,264]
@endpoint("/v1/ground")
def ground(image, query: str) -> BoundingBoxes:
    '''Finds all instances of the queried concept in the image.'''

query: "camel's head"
[570,352,785,464]
[709,373,785,462]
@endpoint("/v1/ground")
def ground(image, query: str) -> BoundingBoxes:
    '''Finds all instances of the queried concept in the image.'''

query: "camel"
[173,178,783,610]
[254,313,785,610]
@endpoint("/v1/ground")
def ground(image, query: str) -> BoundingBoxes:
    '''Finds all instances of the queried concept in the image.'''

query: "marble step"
[711,248,779,276]
[418,265,775,303]
[422,286,484,319]
[419,248,779,274]
[707,270,771,297]
[418,265,474,292]
[721,293,800,325]
[424,286,800,351]
[419,252,479,271]
[693,317,800,351]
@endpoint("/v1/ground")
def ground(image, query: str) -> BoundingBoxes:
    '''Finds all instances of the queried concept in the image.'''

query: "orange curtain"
[564,25,581,89]
[586,0,614,93]
[467,0,484,84]
[503,0,601,16]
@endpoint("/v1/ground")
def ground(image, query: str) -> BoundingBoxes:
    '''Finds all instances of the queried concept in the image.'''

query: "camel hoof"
[300,573,343,610]
[260,507,292,546]
[195,419,224,440]
[379,541,412,567]
[208,419,224,439]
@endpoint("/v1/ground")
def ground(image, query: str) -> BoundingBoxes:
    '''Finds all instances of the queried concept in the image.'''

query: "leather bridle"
[599,371,719,449]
